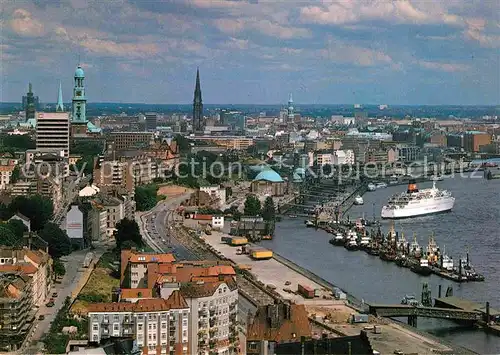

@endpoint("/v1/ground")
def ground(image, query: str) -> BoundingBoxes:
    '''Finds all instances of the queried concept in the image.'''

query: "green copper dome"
[75,66,85,78]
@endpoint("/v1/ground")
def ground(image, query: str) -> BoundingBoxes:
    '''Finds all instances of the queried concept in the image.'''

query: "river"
[264,174,500,354]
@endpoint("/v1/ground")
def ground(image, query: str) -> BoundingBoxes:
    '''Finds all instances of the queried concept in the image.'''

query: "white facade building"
[181,280,238,355]
[333,150,355,165]
[200,186,226,207]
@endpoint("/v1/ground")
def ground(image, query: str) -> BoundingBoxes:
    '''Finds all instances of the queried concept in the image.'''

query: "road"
[22,246,107,354]
[138,193,199,261]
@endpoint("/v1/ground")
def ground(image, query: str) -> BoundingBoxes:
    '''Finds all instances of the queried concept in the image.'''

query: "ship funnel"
[407,179,418,193]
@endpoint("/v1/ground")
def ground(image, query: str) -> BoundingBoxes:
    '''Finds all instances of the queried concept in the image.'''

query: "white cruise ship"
[381,181,455,219]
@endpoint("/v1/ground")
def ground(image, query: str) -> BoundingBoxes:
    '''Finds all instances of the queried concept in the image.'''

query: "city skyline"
[1,0,499,105]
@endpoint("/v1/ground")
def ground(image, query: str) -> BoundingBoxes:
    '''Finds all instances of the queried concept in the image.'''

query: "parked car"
[38,315,45,321]
[46,301,55,307]
[52,292,58,298]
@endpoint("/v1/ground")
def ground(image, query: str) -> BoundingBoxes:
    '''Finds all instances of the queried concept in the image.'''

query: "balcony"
[209,309,216,317]
[209,328,217,337]
[198,309,208,316]
[229,313,236,322]
[209,319,216,328]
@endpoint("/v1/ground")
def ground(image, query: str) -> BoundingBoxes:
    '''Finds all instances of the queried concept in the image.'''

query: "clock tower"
[72,65,87,123]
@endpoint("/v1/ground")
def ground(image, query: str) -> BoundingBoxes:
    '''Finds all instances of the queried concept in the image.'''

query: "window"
[113,323,119,331]
[114,315,119,321]
[138,324,143,331]
[182,330,187,337]
[182,319,187,327]
[92,323,98,331]
[249,342,258,350]
[162,322,167,329]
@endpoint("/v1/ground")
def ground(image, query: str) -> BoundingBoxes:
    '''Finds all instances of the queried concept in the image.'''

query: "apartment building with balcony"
[180,279,238,355]
[93,152,157,193]
[120,249,176,289]
[88,291,190,355]
[0,247,52,307]
[0,273,35,352]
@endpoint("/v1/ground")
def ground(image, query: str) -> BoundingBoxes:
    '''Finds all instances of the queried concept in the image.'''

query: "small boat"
[367,183,376,191]
[288,214,297,218]
[305,220,315,228]
[431,175,444,181]
[379,249,397,262]
[353,195,364,205]
[401,294,420,307]
[411,258,432,276]
[366,247,379,256]
[262,235,272,240]
[389,179,398,185]
[375,182,387,189]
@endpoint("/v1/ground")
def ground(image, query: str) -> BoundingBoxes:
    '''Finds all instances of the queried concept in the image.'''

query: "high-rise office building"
[193,68,203,132]
[22,83,38,121]
[145,112,158,131]
[35,112,70,157]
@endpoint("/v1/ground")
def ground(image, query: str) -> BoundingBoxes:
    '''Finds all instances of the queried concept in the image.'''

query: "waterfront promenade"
[196,228,459,354]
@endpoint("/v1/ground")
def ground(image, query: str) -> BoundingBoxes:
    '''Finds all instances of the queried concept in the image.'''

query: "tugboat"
[359,232,371,250]
[411,258,433,276]
[379,248,397,262]
[409,233,422,258]
[345,236,359,251]
[329,232,345,246]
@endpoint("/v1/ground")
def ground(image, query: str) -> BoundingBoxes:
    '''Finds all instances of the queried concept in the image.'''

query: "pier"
[368,304,482,327]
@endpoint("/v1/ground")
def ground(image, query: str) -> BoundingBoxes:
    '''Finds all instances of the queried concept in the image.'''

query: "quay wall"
[273,253,366,312]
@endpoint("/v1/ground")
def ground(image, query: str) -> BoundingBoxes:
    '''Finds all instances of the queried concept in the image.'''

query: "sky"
[1,0,499,105]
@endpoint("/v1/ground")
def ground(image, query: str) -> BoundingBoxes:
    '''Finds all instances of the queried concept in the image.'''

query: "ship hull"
[381,197,455,219]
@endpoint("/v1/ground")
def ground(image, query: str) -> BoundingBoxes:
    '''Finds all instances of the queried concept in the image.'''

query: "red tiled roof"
[0,264,37,275]
[88,290,187,313]
[120,288,153,299]
[247,303,311,342]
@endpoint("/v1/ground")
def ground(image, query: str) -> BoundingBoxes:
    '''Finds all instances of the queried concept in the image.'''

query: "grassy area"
[43,297,88,354]
[70,252,120,315]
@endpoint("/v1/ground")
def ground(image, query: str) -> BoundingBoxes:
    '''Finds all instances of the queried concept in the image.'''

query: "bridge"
[368,304,482,326]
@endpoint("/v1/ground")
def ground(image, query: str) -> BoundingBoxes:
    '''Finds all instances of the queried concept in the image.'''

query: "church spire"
[193,67,203,132]
[56,81,64,112]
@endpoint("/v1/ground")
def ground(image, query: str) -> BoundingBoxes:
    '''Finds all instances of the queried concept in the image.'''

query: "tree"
[174,134,192,153]
[11,166,20,183]
[9,195,53,231]
[53,259,66,277]
[0,134,35,151]
[5,219,27,238]
[322,164,333,177]
[0,224,20,247]
[114,218,142,250]
[261,197,276,222]
[135,184,159,211]
[244,195,261,216]
[39,222,72,258]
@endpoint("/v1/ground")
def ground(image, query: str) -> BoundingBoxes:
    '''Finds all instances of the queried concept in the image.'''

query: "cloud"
[214,18,311,39]
[221,37,249,50]
[418,60,469,72]
[320,37,393,67]
[9,8,45,37]
[300,0,462,26]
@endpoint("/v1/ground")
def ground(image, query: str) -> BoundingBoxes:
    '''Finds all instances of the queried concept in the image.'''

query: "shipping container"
[230,237,248,246]
[298,284,314,299]
[314,289,321,297]
[251,250,273,260]
[351,314,369,323]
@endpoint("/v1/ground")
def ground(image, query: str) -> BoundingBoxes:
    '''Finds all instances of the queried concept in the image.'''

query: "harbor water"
[264,175,500,354]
